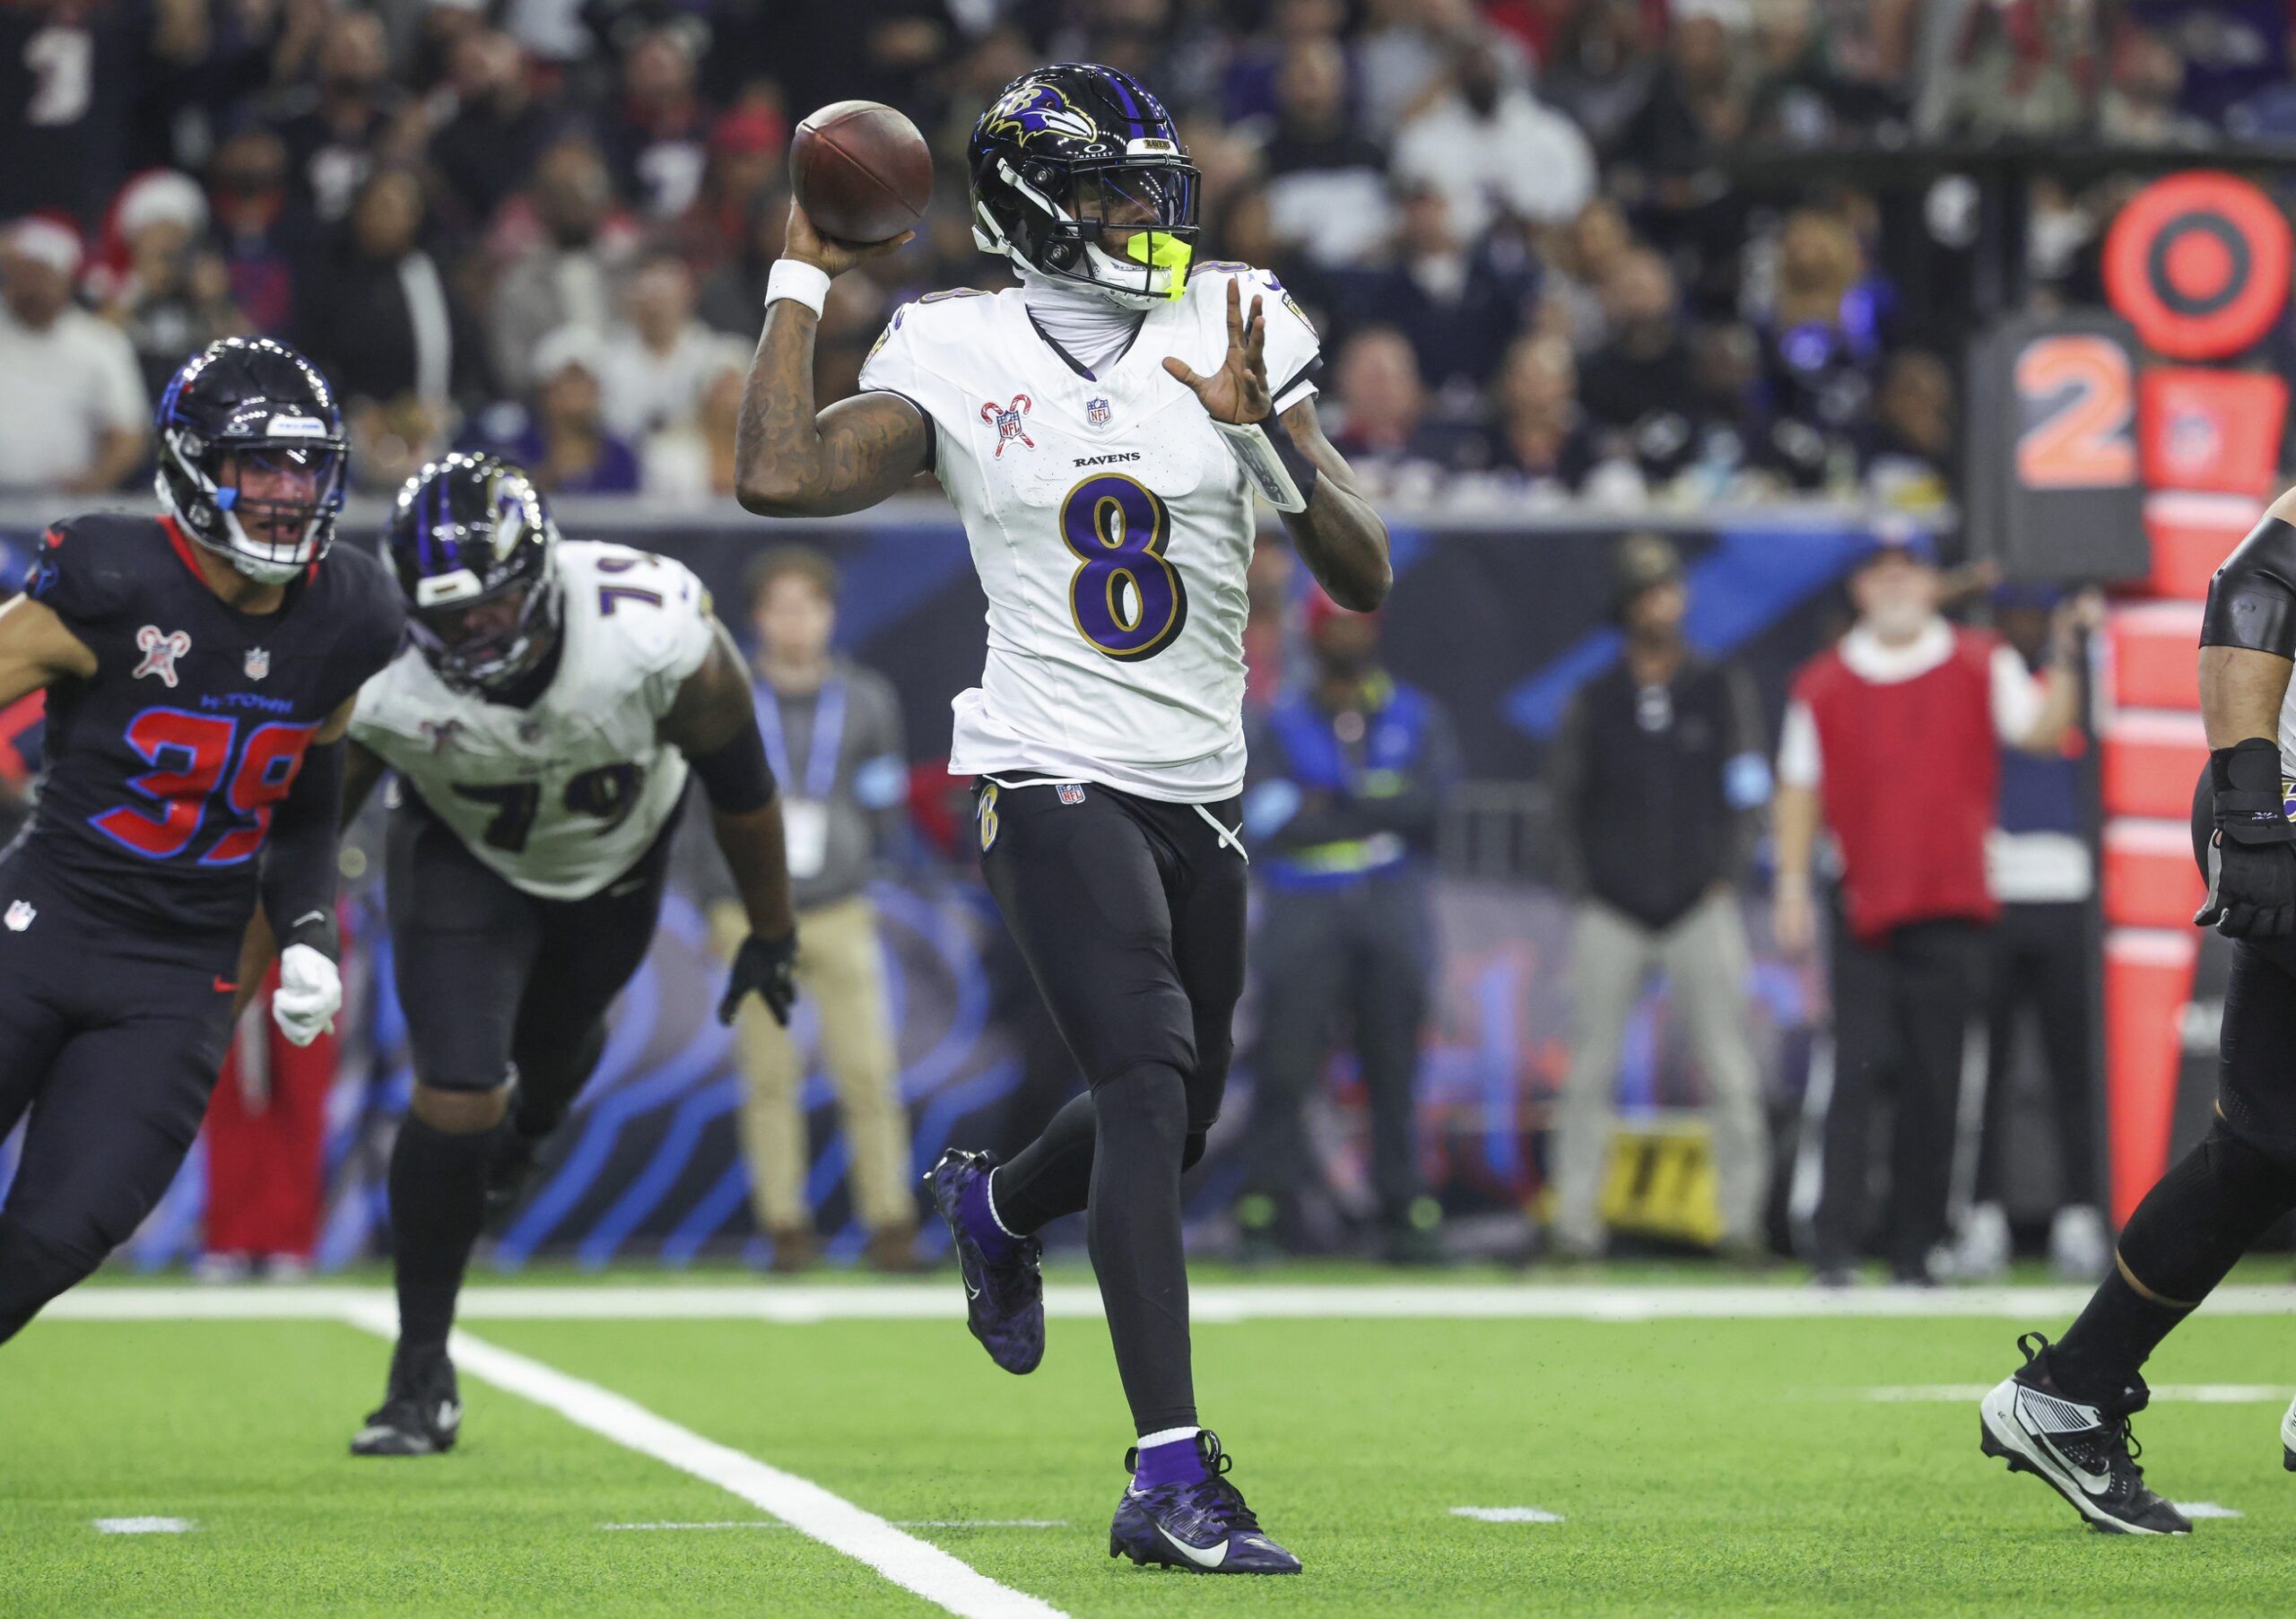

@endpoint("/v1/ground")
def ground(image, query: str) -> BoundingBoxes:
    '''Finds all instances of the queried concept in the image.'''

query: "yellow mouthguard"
[1125,232,1193,299]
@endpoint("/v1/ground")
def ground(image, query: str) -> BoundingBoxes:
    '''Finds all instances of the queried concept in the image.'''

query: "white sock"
[983,1168,1021,1240]
[1135,1426,1200,1452]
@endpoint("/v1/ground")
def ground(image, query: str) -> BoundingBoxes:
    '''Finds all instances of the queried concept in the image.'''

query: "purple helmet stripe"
[1102,67,1145,136]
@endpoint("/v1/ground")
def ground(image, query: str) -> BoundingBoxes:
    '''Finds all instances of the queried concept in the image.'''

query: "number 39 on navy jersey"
[14,513,405,937]
[349,542,714,901]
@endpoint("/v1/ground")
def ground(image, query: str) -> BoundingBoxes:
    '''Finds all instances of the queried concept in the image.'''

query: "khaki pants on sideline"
[1551,892,1770,1251]
[709,896,913,1233]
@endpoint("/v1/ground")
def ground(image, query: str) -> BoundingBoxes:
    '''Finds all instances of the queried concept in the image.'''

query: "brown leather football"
[789,100,934,246]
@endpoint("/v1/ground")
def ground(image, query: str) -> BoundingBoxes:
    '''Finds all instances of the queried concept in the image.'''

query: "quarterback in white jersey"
[732,64,1390,1575]
[333,455,796,1461]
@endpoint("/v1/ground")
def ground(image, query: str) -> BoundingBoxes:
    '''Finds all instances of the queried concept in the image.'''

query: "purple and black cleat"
[924,1147,1045,1375]
[1109,1432,1301,1575]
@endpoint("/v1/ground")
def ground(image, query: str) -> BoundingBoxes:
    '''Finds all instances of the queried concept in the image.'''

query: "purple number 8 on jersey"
[1058,474,1187,661]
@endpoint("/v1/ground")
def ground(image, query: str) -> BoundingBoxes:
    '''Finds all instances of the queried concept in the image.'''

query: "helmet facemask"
[978,144,1200,311]
[159,429,346,586]
[394,465,564,695]
[408,549,561,694]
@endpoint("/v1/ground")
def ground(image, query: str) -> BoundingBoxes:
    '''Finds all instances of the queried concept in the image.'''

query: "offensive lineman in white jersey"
[309,454,797,1456]
[734,64,1390,1573]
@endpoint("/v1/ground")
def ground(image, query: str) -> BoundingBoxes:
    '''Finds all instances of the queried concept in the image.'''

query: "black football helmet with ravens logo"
[381,453,563,696]
[969,63,1200,310]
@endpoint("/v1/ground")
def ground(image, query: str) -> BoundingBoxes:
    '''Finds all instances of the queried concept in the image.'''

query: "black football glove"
[718,928,798,1026]
[2196,737,2296,937]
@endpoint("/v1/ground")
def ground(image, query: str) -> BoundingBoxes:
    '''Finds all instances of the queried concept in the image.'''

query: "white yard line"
[48,1282,2296,1324]
[1870,1384,2290,1404]
[2175,1502,2246,1519]
[337,1302,1065,1619]
[91,1517,195,1534]
[1451,1506,1565,1524]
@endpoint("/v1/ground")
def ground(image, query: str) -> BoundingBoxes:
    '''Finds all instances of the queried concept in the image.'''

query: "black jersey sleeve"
[314,546,407,710]
[23,517,140,660]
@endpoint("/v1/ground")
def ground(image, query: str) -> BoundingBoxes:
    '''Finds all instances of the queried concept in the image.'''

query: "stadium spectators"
[497,326,640,495]
[207,127,310,340]
[1392,39,1596,239]
[594,251,743,444]
[0,218,147,494]
[1547,535,1772,1265]
[295,166,475,414]
[100,170,248,406]
[1261,36,1393,269]
[486,135,625,402]
[0,0,2238,511]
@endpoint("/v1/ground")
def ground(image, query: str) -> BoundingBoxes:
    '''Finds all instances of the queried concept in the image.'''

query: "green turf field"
[8,1266,2296,1617]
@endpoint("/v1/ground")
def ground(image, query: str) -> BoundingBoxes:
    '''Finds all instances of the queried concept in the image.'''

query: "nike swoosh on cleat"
[292,910,327,931]
[2015,1395,2114,1495]
[1155,1523,1229,1569]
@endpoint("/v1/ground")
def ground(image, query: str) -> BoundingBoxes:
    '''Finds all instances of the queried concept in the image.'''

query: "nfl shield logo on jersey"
[244,647,270,681]
[5,900,34,932]
[1057,783,1086,805]
[1086,396,1112,428]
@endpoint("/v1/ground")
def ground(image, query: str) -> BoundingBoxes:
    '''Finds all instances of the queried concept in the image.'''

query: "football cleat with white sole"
[2281,1392,2296,1471]
[351,1343,462,1458]
[1979,1333,2189,1535]
[1109,1432,1300,1574]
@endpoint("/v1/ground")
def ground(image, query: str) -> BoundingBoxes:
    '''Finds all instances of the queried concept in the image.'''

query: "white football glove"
[272,943,341,1048]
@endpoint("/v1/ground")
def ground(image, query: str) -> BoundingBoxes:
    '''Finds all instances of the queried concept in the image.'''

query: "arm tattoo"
[735,304,931,518]
[1277,397,1392,611]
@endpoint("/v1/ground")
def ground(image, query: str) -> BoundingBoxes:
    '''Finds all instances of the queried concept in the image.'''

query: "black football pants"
[0,858,238,1345]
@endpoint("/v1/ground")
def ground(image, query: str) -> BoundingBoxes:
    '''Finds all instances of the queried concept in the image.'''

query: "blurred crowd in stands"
[6,0,2291,509]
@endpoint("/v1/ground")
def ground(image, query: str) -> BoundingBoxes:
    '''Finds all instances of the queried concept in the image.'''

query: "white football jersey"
[351,541,716,900]
[858,262,1321,802]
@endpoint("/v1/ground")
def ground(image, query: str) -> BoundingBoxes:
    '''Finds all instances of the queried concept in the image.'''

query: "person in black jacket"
[1547,534,1773,1262]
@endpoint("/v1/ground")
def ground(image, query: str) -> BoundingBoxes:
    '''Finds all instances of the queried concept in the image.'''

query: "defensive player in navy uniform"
[734,65,1391,1571]
[0,336,402,1345]
[302,454,797,1457]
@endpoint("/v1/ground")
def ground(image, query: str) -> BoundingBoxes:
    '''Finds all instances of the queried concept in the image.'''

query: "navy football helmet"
[969,64,1199,309]
[381,453,562,695]
[155,337,347,585]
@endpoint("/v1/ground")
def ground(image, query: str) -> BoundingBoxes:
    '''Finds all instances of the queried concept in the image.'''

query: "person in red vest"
[199,953,340,1281]
[1772,529,2090,1287]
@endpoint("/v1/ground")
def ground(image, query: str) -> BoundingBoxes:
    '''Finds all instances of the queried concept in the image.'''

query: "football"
[789,100,934,246]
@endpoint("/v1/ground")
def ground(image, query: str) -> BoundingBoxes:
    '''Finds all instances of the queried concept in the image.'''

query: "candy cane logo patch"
[981,394,1035,457]
[133,625,191,686]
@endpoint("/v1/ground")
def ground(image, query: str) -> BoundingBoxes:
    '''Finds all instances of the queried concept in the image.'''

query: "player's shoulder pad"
[865,288,1001,370]
[320,543,409,676]
[1184,262,1322,400]
[563,540,713,674]
[22,512,169,629]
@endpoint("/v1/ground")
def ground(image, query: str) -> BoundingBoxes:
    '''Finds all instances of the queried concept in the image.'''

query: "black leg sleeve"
[1088,1061,1196,1436]
[388,1115,497,1353]
[2052,1119,2296,1402]
[992,1092,1098,1234]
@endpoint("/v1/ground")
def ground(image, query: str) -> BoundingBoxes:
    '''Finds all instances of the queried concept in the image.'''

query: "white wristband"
[765,259,832,318]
